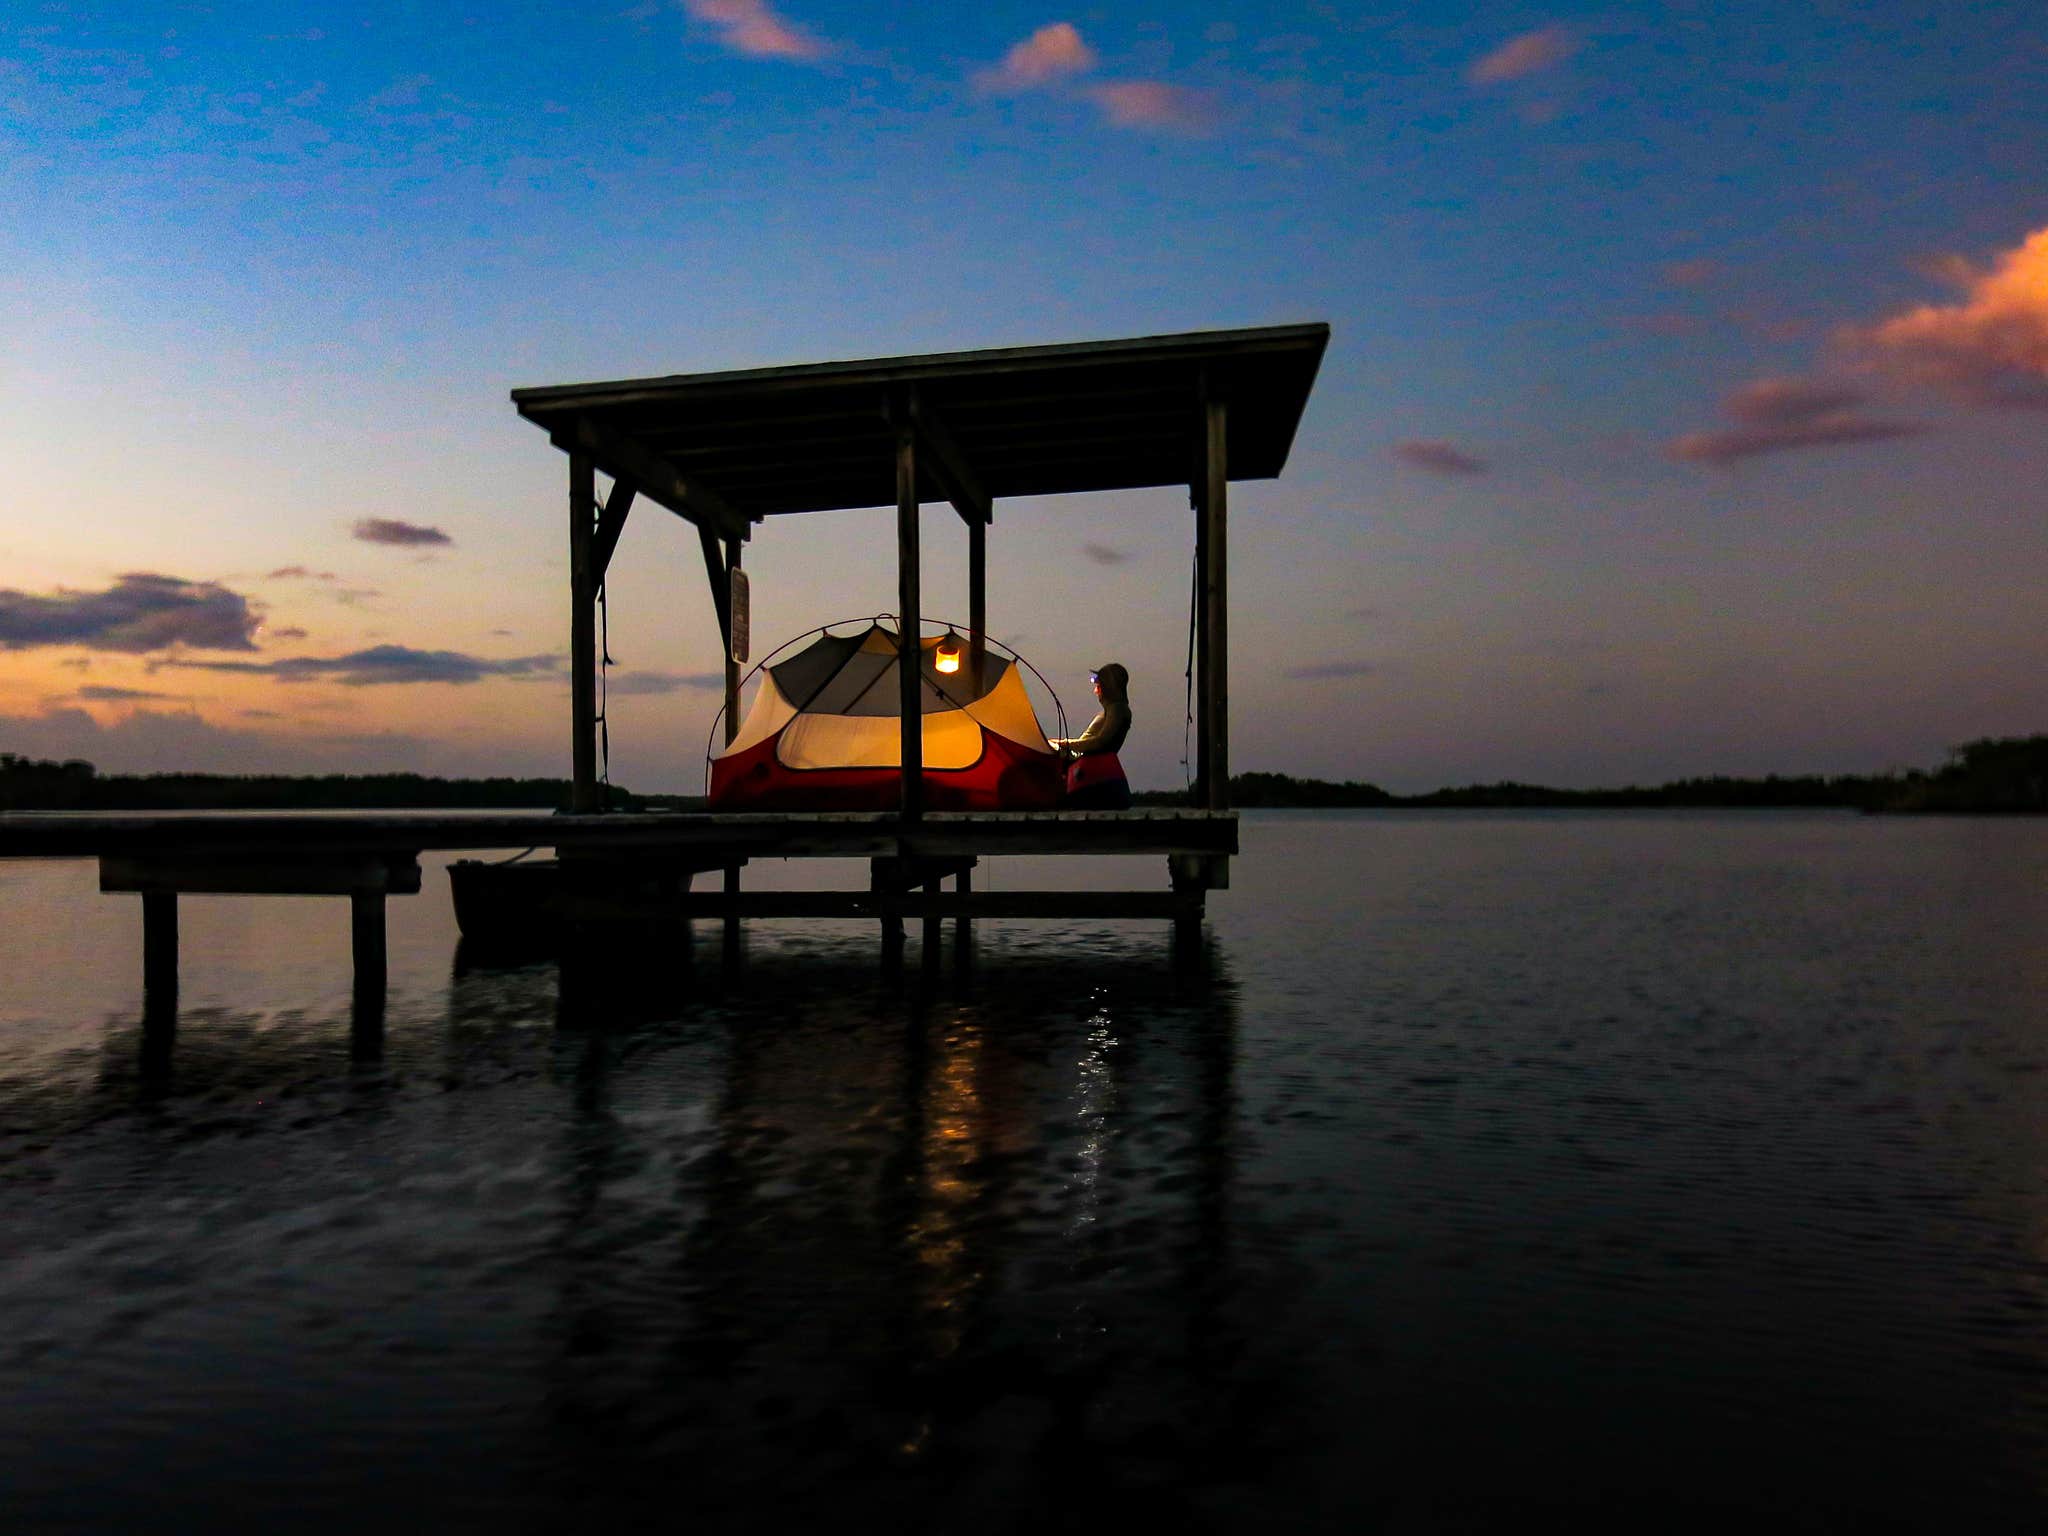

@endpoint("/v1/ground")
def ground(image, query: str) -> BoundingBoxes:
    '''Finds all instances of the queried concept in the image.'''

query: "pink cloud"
[1393,440,1488,475]
[1667,375,1928,464]
[682,0,826,62]
[976,21,1097,93]
[1084,80,1215,133]
[1469,26,1576,85]
[1849,225,2048,409]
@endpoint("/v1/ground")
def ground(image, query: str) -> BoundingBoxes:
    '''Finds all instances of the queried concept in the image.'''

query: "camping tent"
[709,624,1066,811]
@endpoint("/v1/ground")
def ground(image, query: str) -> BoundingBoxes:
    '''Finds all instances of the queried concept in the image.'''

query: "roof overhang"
[512,323,1329,535]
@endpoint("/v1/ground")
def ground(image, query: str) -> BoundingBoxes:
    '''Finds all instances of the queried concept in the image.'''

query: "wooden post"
[874,859,906,966]
[896,421,923,819]
[723,538,743,746]
[723,536,743,953]
[1201,395,1229,811]
[351,889,387,1000]
[954,865,972,956]
[569,451,600,813]
[1193,495,1210,804]
[968,513,986,691]
[142,890,177,1021]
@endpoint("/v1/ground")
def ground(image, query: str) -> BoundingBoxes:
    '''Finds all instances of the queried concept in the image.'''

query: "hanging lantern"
[934,630,963,674]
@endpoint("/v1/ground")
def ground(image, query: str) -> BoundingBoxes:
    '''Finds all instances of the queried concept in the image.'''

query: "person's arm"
[1066,703,1130,756]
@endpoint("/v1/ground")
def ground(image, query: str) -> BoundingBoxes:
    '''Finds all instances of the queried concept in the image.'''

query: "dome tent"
[710,622,1066,812]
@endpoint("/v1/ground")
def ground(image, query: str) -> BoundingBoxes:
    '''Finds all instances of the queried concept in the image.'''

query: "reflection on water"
[3,815,2048,1529]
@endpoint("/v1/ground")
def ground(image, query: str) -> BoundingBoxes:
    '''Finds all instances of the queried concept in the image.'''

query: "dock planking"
[0,808,1238,861]
[0,811,1236,1022]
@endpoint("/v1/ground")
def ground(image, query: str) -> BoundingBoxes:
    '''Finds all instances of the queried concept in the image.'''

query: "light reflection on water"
[1,810,2046,1530]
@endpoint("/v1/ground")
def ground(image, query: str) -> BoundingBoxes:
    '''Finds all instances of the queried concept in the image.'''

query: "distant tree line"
[5,736,2045,813]
[0,755,685,812]
[1131,736,2048,813]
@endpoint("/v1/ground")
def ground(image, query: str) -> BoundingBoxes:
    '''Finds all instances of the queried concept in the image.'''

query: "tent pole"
[1201,395,1229,811]
[897,420,923,820]
[569,451,600,813]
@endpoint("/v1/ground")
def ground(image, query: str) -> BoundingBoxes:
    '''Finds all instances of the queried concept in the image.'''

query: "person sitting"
[1055,663,1132,808]
[1055,663,1131,755]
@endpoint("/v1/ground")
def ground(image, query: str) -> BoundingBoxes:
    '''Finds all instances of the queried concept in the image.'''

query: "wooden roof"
[511,323,1328,532]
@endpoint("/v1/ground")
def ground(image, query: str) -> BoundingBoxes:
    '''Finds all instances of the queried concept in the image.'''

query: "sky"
[2,1,2045,793]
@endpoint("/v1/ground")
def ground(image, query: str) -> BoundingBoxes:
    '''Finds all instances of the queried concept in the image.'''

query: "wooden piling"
[569,451,600,813]
[351,889,387,1001]
[142,890,178,999]
[896,418,923,819]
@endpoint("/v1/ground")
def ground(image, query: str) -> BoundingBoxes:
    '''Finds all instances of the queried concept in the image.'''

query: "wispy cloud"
[1082,542,1130,565]
[0,574,261,653]
[1660,258,1721,288]
[606,670,727,695]
[1084,80,1215,133]
[1848,225,2048,409]
[1620,312,1708,338]
[268,626,309,640]
[1285,661,1377,680]
[166,644,560,687]
[1393,439,1488,475]
[1469,26,1576,85]
[75,684,173,702]
[356,74,432,113]
[681,0,827,62]
[976,22,1097,93]
[266,565,337,580]
[353,518,451,547]
[1667,376,1927,464]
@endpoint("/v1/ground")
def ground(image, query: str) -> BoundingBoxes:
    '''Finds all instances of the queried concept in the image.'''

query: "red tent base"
[710,732,1065,812]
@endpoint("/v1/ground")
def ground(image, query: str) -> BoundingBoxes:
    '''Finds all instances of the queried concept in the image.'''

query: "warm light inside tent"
[935,632,962,674]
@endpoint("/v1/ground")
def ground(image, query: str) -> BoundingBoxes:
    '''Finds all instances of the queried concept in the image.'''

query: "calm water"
[2,811,2045,1531]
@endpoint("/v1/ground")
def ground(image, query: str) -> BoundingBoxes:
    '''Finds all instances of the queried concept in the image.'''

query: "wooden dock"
[0,809,1236,1006]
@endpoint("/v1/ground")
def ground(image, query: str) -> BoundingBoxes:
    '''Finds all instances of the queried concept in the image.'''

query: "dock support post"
[722,537,744,961]
[968,513,986,690]
[873,858,906,967]
[922,876,942,955]
[954,866,972,957]
[351,888,387,999]
[141,891,177,1068]
[1169,853,1207,954]
[143,890,178,1001]
[569,451,601,813]
[895,411,923,820]
[1200,391,1229,811]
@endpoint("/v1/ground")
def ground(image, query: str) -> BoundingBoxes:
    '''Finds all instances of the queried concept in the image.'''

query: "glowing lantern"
[934,631,963,675]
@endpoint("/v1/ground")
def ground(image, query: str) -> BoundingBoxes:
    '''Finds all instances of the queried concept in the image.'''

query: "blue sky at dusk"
[3,2,2045,791]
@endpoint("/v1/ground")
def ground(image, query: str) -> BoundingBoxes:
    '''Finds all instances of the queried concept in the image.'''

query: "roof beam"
[699,524,731,650]
[906,389,990,526]
[559,412,748,543]
[592,476,636,587]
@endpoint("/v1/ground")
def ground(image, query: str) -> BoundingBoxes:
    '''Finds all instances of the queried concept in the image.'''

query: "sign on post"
[729,567,750,665]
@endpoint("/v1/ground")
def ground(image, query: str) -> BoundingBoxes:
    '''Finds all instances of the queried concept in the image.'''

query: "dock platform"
[0,809,1236,1008]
